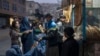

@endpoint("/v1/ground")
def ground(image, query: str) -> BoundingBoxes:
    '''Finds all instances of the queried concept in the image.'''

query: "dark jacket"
[43,29,63,47]
[61,38,79,56]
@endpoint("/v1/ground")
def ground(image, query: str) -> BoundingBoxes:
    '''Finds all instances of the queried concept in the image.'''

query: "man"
[61,27,79,56]
[34,9,43,21]
[45,14,57,30]
[43,14,62,56]
[87,10,99,26]
[60,15,68,31]
[56,18,62,32]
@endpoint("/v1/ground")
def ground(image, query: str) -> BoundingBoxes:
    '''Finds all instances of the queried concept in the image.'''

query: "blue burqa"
[20,17,34,54]
[6,45,22,56]
[20,17,46,56]
[35,33,46,56]
[24,34,46,56]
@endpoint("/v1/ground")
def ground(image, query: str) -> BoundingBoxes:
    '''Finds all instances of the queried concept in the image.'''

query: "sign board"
[86,0,100,8]
[86,0,93,8]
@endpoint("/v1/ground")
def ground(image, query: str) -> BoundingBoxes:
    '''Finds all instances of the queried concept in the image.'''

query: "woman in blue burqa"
[20,17,46,56]
[20,17,34,54]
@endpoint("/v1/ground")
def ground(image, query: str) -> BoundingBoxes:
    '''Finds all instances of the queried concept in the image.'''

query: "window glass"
[2,0,9,10]
[12,4,17,12]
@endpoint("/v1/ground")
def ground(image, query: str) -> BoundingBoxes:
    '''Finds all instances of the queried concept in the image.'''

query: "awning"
[62,0,82,26]
[61,0,81,9]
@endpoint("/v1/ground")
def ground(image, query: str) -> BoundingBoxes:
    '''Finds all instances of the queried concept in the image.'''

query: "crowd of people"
[6,14,79,56]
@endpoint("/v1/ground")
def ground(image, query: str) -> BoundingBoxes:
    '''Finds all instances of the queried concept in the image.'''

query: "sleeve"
[42,35,51,40]
[11,30,23,37]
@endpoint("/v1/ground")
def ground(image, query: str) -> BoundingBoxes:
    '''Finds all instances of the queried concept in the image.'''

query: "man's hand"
[38,37,42,41]
[23,30,32,34]
[31,42,38,49]
[29,30,33,32]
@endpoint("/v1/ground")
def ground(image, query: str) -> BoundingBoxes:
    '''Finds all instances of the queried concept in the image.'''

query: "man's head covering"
[51,21,57,28]
[48,21,57,31]
[64,27,74,37]
[45,14,52,18]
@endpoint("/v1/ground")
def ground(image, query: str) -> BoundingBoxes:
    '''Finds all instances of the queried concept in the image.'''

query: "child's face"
[16,21,20,28]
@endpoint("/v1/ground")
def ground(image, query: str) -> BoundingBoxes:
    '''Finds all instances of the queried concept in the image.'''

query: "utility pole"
[82,0,86,56]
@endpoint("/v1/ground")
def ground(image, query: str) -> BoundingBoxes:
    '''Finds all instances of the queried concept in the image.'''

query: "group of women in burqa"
[6,14,79,56]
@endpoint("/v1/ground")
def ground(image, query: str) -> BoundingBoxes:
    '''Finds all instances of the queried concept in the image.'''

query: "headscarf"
[20,17,34,54]
[20,17,31,32]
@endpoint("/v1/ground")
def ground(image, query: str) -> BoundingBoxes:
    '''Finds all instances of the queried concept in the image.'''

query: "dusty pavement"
[0,29,11,56]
